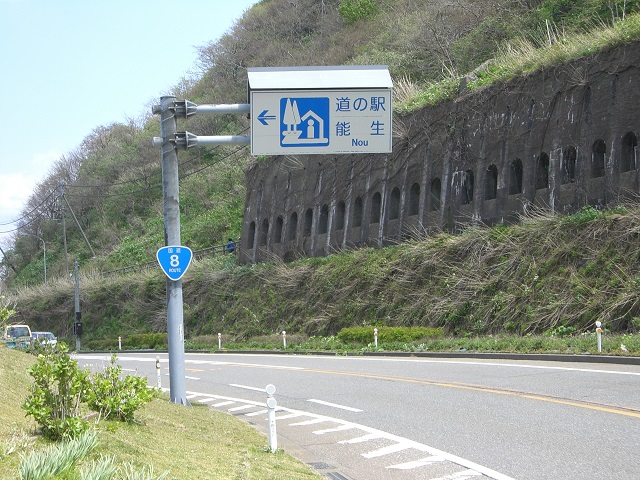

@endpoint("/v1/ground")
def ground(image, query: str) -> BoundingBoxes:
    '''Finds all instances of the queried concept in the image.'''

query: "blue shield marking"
[156,246,193,281]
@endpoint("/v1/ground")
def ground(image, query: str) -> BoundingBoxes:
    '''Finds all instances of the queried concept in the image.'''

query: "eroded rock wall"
[240,41,640,264]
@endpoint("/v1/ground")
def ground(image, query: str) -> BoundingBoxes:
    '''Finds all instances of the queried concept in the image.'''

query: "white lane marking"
[245,409,269,417]
[185,375,200,380]
[230,383,268,392]
[274,412,305,420]
[212,401,235,407]
[180,389,515,480]
[75,355,303,371]
[387,456,445,469]
[228,404,256,412]
[76,353,640,378]
[313,424,356,435]
[363,442,412,458]
[207,360,304,370]
[306,356,640,377]
[186,394,199,399]
[197,397,215,403]
[308,399,363,412]
[430,469,483,479]
[289,418,327,426]
[339,433,383,444]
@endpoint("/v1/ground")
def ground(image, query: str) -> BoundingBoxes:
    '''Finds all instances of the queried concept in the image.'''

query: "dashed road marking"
[308,399,363,412]
[245,409,269,417]
[290,418,327,426]
[387,455,445,469]
[228,404,256,412]
[431,469,483,479]
[339,433,383,444]
[363,442,413,458]
[180,389,516,480]
[230,383,268,392]
[313,424,356,435]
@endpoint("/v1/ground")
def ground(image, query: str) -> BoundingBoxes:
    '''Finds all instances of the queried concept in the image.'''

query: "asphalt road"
[75,352,640,480]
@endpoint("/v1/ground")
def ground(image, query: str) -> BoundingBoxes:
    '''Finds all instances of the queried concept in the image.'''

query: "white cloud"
[0,149,61,243]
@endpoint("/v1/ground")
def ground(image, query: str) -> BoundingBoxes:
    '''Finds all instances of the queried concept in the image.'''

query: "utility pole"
[59,180,69,277]
[74,259,81,352]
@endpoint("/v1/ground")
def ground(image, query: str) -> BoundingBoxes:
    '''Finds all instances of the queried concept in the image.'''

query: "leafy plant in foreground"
[22,343,91,441]
[86,354,158,422]
[19,430,97,480]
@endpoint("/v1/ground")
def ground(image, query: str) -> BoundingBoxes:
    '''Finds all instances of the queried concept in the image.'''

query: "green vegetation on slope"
[5,0,640,289]
[4,0,640,356]
[0,346,320,479]
[8,206,640,356]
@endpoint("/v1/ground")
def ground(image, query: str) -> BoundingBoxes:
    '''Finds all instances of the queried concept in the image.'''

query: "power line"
[0,190,56,229]
[65,127,250,191]
[64,142,249,199]
[1,124,250,237]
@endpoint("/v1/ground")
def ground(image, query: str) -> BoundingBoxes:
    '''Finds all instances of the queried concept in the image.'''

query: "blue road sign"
[156,246,193,281]
[250,89,392,155]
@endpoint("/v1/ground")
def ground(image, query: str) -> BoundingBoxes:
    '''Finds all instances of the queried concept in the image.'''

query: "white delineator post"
[218,332,222,350]
[374,328,378,348]
[118,336,122,350]
[156,356,162,389]
[596,321,603,352]
[282,331,287,349]
[266,384,278,452]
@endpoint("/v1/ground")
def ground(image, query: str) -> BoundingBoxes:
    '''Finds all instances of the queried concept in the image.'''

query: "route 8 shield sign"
[156,246,193,281]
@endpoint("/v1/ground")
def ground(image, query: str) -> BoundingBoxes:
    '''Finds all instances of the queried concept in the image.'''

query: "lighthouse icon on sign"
[280,97,329,148]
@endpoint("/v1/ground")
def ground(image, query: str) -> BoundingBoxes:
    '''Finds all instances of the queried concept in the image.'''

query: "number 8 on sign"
[156,246,194,281]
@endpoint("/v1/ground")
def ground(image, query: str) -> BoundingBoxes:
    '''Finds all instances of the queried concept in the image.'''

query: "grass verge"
[0,346,320,480]
[189,332,639,357]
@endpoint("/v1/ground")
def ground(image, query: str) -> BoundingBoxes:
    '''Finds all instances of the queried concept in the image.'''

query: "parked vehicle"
[3,324,33,350]
[31,331,58,347]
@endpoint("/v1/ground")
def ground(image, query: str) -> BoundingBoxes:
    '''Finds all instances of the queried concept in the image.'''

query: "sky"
[0,0,258,245]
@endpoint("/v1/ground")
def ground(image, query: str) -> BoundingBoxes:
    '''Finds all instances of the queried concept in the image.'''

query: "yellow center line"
[300,367,640,419]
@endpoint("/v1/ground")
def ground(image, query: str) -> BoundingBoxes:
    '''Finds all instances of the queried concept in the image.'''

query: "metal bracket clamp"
[174,131,199,149]
[174,100,198,118]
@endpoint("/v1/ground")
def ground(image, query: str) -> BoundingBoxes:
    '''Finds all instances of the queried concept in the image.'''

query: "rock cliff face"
[239,41,640,264]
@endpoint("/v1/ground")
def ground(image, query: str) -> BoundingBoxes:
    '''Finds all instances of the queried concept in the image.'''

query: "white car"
[31,331,58,346]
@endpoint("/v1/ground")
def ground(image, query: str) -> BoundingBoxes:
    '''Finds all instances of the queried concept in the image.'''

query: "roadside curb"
[205,349,640,365]
[89,348,640,365]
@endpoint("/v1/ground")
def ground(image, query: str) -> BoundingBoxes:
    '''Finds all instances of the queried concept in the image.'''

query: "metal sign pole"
[152,97,250,406]
[159,95,189,406]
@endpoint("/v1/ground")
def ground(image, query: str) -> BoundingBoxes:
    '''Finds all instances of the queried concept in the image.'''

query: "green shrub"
[337,326,445,344]
[86,354,158,422]
[338,0,379,25]
[126,333,168,350]
[544,325,576,337]
[22,343,91,441]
